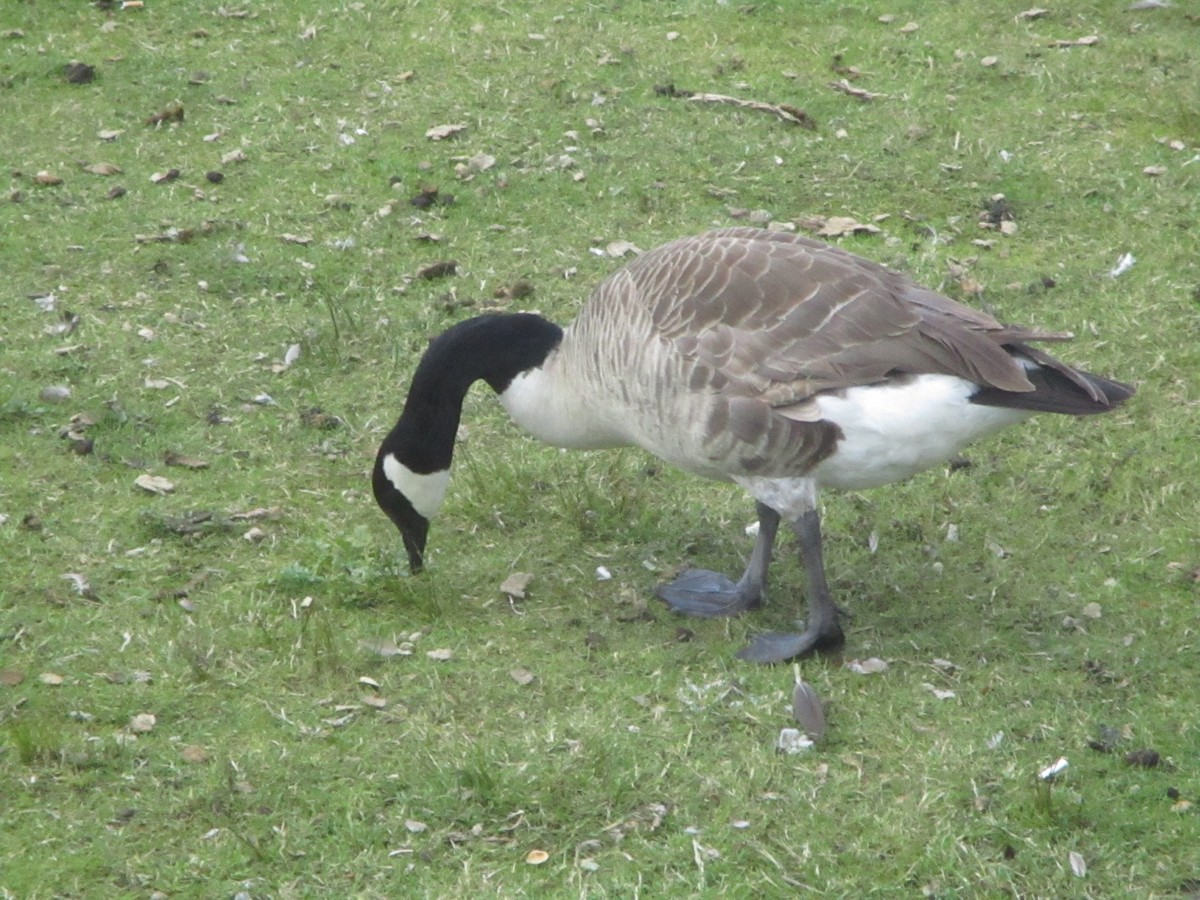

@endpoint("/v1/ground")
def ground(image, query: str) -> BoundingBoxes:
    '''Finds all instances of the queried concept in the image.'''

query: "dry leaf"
[1050,35,1099,48]
[791,678,826,742]
[163,450,208,469]
[83,163,122,176]
[1,670,25,686]
[361,694,388,709]
[405,819,428,833]
[468,152,496,171]
[359,638,405,657]
[135,474,175,495]
[922,683,956,700]
[1069,851,1087,878]
[1142,165,1167,176]
[426,648,453,661]
[980,56,999,67]
[1081,602,1102,619]
[605,240,642,258]
[525,850,550,865]
[416,260,458,280]
[39,672,65,686]
[828,79,885,101]
[898,21,919,33]
[500,572,533,599]
[130,713,156,733]
[509,668,536,685]
[221,148,247,164]
[280,233,312,245]
[98,129,124,141]
[845,657,888,675]
[426,123,467,141]
[817,216,882,237]
[1016,8,1050,20]
[180,745,209,764]
[34,171,64,186]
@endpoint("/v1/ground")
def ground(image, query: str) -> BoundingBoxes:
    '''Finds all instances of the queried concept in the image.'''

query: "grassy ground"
[2,1,1197,896]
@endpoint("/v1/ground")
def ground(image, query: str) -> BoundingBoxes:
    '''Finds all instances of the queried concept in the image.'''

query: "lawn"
[1,1,1197,897]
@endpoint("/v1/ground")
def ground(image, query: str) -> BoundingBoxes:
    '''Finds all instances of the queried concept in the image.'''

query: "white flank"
[381,454,450,519]
[499,365,628,450]
[805,374,1031,491]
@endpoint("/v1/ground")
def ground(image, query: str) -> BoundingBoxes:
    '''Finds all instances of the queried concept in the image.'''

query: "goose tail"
[970,344,1135,416]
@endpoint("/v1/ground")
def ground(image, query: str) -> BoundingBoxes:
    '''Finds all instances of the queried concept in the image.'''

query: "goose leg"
[737,507,846,664]
[657,502,780,618]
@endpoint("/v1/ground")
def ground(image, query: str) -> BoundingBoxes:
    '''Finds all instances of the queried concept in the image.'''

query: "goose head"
[374,313,564,573]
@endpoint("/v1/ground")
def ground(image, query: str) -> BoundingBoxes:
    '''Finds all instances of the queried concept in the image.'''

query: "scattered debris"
[65,62,95,84]
[776,728,814,754]
[654,84,814,128]
[828,79,886,102]
[500,572,533,600]
[1039,757,1069,781]
[134,474,175,495]
[426,123,467,141]
[145,102,184,126]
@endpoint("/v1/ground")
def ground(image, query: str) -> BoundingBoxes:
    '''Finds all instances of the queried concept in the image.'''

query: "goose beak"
[372,456,432,575]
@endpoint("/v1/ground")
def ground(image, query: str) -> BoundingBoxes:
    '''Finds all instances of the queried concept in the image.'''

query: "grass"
[1,1,1198,896]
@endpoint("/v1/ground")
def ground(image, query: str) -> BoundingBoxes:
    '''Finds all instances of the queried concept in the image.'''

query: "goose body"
[374,228,1133,662]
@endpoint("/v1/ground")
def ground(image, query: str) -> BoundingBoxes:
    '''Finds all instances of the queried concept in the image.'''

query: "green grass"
[2,1,1198,896]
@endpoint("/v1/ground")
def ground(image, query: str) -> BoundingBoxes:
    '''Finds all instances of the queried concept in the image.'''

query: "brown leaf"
[416,260,458,280]
[525,850,550,865]
[426,647,454,661]
[65,62,95,84]
[828,79,885,101]
[0,670,26,686]
[361,694,388,709]
[1015,8,1050,20]
[129,713,156,733]
[500,572,533,599]
[1049,35,1099,48]
[1125,748,1161,768]
[83,162,122,176]
[1142,165,1167,177]
[509,668,536,685]
[145,102,184,126]
[426,123,467,141]
[817,216,882,237]
[163,450,209,469]
[150,169,181,184]
[34,171,63,186]
[134,474,175,495]
[180,745,209,764]
[39,672,65,686]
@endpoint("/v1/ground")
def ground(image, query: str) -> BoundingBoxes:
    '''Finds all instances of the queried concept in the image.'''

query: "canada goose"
[373,228,1133,663]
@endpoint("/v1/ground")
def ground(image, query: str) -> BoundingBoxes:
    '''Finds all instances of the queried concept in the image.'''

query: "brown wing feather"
[622,228,1065,405]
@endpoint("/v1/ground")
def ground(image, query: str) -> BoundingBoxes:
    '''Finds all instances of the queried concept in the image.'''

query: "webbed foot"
[736,620,846,664]
[656,569,763,618]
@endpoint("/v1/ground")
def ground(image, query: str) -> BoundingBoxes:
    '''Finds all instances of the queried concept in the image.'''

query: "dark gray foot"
[736,621,846,664]
[656,569,763,618]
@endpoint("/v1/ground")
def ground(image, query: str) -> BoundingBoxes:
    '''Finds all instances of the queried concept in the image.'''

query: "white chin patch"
[381,454,450,519]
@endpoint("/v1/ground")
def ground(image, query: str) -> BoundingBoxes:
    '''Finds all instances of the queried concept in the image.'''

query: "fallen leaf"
[98,129,124,141]
[180,745,209,764]
[525,850,550,865]
[426,123,467,141]
[817,216,882,237]
[980,56,999,67]
[1125,748,1161,767]
[922,683,957,700]
[163,450,208,469]
[898,21,919,33]
[361,694,388,709]
[468,152,496,171]
[34,171,64,186]
[359,638,405,657]
[1142,165,1167,176]
[130,713,156,733]
[145,103,184,126]
[280,233,312,245]
[828,79,885,101]
[1069,850,1087,878]
[40,385,72,402]
[509,668,536,685]
[500,572,534,599]
[221,148,247,164]
[405,819,428,833]
[1049,35,1099,48]
[0,670,25,686]
[416,260,458,280]
[846,657,888,675]
[83,162,122,176]
[605,240,642,258]
[150,169,181,184]
[1016,8,1050,20]
[1081,602,1102,619]
[39,672,65,686]
[426,648,454,661]
[134,474,175,495]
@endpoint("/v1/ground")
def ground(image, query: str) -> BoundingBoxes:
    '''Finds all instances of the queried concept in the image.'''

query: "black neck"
[380,313,563,474]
